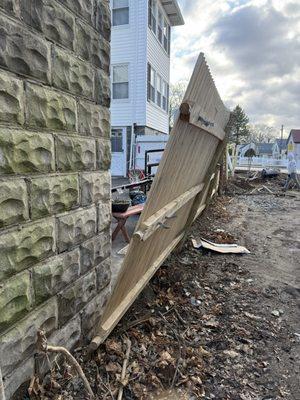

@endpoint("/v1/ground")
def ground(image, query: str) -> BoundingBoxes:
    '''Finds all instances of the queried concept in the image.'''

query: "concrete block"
[0,298,58,377]
[49,314,81,350]
[26,83,77,131]
[98,202,111,232]
[0,71,24,126]
[32,249,80,305]
[0,14,50,83]
[20,0,75,50]
[57,206,97,252]
[57,0,94,23]
[94,0,111,41]
[0,271,31,334]
[31,174,79,219]
[95,256,111,291]
[94,68,110,107]
[58,271,96,325]
[0,218,55,280]
[96,139,111,171]
[53,47,94,98]
[0,129,55,175]
[0,179,29,228]
[56,135,96,172]
[80,230,110,275]
[81,171,110,206]
[78,100,110,137]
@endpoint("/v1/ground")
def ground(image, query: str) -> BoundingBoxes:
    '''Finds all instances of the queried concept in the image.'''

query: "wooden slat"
[134,184,204,241]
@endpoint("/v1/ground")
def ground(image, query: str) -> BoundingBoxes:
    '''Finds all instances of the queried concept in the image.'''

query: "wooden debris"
[117,338,132,400]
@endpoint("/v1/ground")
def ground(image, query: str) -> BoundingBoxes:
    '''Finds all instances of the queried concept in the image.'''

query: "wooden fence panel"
[90,53,230,349]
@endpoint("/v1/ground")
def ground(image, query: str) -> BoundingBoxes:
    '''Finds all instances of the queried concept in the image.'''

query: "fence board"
[90,53,230,350]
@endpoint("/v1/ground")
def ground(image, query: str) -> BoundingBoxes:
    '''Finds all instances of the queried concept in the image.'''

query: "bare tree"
[169,81,187,129]
[248,124,278,143]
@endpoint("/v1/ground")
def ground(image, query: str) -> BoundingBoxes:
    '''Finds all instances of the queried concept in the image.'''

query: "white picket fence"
[232,156,300,172]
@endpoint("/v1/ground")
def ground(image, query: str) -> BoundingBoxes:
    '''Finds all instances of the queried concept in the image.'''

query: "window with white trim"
[111,128,123,152]
[112,64,129,99]
[163,19,170,54]
[147,63,156,103]
[158,10,163,44]
[162,80,169,111]
[148,0,157,33]
[156,74,162,107]
[112,0,129,26]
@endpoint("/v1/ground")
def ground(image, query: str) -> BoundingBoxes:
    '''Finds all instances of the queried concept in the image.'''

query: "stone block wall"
[0,1,111,398]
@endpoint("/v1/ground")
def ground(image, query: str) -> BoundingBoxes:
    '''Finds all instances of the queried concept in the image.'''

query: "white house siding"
[110,0,147,128]
[146,2,171,134]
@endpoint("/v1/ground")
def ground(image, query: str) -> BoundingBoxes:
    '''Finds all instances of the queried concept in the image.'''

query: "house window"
[112,64,129,99]
[112,0,129,26]
[162,80,169,111]
[147,63,156,102]
[156,74,162,107]
[158,11,163,44]
[149,0,157,34]
[163,19,170,54]
[111,128,123,152]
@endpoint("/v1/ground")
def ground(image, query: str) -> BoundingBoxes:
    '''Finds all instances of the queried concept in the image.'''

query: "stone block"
[57,206,97,252]
[20,0,75,50]
[0,179,29,228]
[31,174,79,219]
[0,129,55,175]
[98,202,111,232]
[53,47,94,98]
[80,230,110,275]
[0,0,19,15]
[58,271,96,325]
[81,286,110,339]
[78,100,110,137]
[96,139,111,170]
[0,71,24,125]
[49,315,81,350]
[81,171,110,206]
[3,358,34,400]
[94,68,110,107]
[57,0,93,23]
[0,219,55,280]
[0,14,50,83]
[56,136,96,172]
[76,20,110,71]
[0,271,31,333]
[26,83,77,131]
[95,0,111,41]
[96,256,111,291]
[0,298,58,377]
[33,249,80,305]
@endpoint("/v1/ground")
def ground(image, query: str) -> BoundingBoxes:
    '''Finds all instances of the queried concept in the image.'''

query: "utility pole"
[281,125,284,141]
[280,125,284,156]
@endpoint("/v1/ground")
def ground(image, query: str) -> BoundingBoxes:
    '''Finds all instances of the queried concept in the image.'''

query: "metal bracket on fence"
[157,222,170,230]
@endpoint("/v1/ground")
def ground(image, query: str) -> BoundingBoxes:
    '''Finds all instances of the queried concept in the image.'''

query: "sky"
[171,0,300,136]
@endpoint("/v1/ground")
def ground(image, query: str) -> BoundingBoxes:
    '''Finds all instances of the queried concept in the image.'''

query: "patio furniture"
[112,204,144,243]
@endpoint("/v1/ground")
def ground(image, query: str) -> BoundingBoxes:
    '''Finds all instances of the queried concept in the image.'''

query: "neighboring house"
[287,129,300,160]
[257,143,273,157]
[238,142,258,157]
[272,138,287,158]
[110,0,184,176]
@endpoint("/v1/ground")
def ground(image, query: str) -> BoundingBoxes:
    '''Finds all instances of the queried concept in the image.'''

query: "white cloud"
[171,0,300,135]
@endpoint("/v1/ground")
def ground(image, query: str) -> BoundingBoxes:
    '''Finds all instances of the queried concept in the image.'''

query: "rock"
[20,0,75,50]
[95,256,111,290]
[31,174,79,219]
[78,100,110,137]
[0,14,51,83]
[32,249,80,305]
[271,310,280,317]
[56,136,96,172]
[26,83,77,131]
[57,0,94,23]
[0,218,55,280]
[96,139,111,170]
[58,271,96,325]
[0,298,58,377]
[57,206,97,252]
[52,46,94,98]
[80,231,110,275]
[0,179,29,227]
[0,70,24,125]
[98,202,111,232]
[0,271,31,333]
[0,129,55,175]
[223,350,239,358]
[81,171,110,206]
[94,68,110,107]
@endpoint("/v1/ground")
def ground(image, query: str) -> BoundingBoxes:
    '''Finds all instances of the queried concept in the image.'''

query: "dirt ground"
[27,176,300,400]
